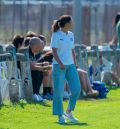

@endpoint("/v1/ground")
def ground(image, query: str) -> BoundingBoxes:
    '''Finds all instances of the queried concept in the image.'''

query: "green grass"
[0,88,120,129]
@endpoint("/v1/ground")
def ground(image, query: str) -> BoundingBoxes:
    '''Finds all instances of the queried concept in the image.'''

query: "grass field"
[0,87,120,129]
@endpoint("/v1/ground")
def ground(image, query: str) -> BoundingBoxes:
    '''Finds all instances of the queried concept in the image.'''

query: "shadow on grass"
[107,85,120,90]
[16,99,51,108]
[0,101,12,110]
[55,121,88,126]
[0,99,51,109]
[0,104,4,110]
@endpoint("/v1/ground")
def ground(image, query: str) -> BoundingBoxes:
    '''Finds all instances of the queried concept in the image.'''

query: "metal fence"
[1,43,120,104]
[0,44,33,104]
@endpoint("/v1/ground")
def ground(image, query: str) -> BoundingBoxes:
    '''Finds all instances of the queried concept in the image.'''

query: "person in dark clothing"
[29,37,51,102]
[24,33,53,99]
[36,50,53,99]
[23,37,31,47]
[37,35,53,99]
[26,31,38,38]
[12,34,24,52]
[12,34,24,74]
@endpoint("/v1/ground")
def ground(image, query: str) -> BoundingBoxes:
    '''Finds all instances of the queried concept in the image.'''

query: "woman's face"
[65,20,73,30]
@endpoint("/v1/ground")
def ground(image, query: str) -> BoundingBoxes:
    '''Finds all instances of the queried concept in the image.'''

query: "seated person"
[37,52,53,100]
[29,37,51,102]
[26,31,38,38]
[12,34,24,52]
[77,68,98,97]
[37,35,53,100]
[39,49,99,98]
[24,33,53,100]
[23,37,31,47]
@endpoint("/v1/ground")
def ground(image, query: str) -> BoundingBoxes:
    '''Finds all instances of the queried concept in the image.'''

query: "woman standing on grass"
[50,15,81,124]
[110,12,120,47]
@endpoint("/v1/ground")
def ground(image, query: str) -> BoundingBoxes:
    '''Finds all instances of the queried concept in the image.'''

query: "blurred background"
[0,0,120,45]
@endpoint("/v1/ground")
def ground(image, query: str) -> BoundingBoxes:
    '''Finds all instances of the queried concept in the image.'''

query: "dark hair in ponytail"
[114,12,120,27]
[51,15,72,32]
[51,20,60,32]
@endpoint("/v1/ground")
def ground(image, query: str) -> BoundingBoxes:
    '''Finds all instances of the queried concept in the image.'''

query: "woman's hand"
[60,63,65,70]
[52,48,65,70]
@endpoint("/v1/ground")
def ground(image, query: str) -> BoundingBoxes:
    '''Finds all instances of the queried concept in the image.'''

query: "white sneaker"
[87,90,99,97]
[58,115,66,124]
[64,112,79,123]
[32,94,40,102]
[33,94,46,102]
[37,94,46,102]
[63,91,70,99]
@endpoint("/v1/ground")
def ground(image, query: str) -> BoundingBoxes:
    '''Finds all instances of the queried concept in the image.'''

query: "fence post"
[80,45,89,72]
[0,45,13,104]
[100,44,113,85]
[18,48,33,100]
[73,0,82,44]
[6,45,19,102]
[75,44,82,68]
[16,53,26,99]
[0,46,2,104]
[115,46,120,78]
[75,44,89,72]
[91,45,101,81]
[116,48,120,77]
[110,44,117,72]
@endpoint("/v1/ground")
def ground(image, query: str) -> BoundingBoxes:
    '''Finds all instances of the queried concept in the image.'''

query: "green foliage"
[0,88,120,129]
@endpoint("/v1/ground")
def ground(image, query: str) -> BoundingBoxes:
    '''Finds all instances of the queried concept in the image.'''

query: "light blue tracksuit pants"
[52,64,81,115]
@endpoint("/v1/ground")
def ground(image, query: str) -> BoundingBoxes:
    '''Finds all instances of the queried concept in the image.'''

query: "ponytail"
[114,12,120,27]
[51,15,72,32]
[51,20,60,32]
